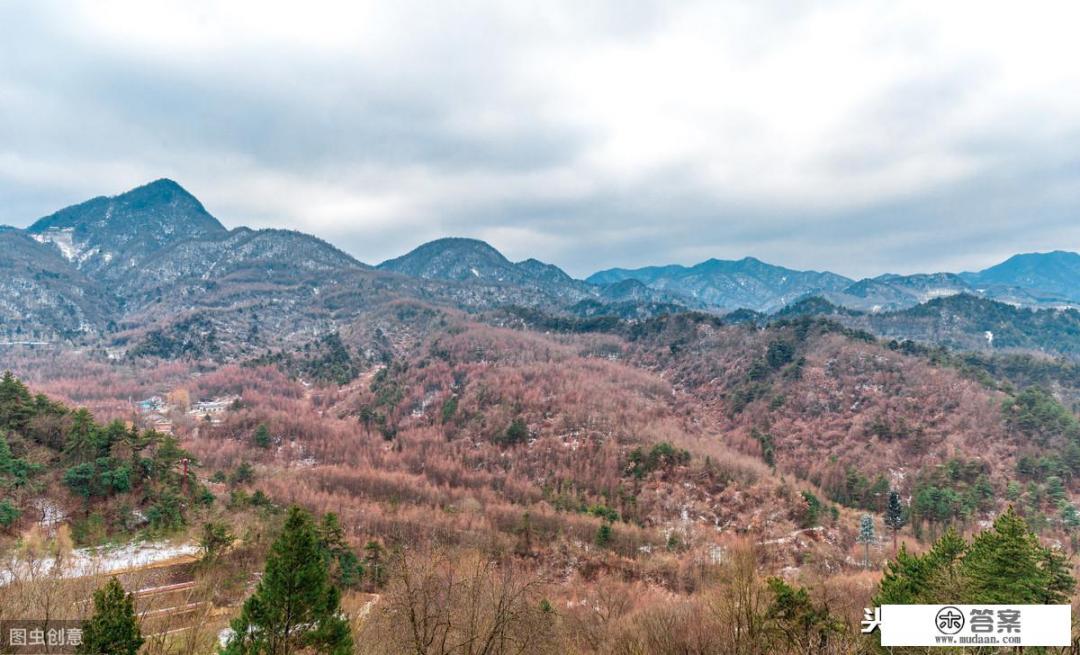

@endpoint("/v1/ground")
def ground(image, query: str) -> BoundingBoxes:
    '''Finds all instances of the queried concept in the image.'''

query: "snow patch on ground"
[921,288,962,301]
[31,228,81,262]
[1,540,199,586]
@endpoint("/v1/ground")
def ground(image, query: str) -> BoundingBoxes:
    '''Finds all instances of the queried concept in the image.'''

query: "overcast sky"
[2,1,1080,278]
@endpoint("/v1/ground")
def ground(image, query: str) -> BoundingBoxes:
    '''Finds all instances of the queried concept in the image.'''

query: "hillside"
[5,299,1080,653]
[588,256,852,312]
[845,295,1080,355]
[0,230,119,341]
[823,272,974,311]
[0,371,208,541]
[627,316,1018,525]
[964,250,1080,302]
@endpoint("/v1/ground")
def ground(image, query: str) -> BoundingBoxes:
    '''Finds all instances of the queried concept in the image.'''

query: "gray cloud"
[2,0,1080,279]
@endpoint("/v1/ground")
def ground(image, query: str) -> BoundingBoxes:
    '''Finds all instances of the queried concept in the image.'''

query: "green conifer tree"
[0,372,32,433]
[363,540,387,589]
[766,577,842,652]
[253,424,272,449]
[962,506,1055,603]
[221,506,352,655]
[64,408,100,464]
[1061,503,1080,552]
[0,499,19,529]
[884,490,907,553]
[1039,544,1075,604]
[875,544,930,604]
[318,512,362,588]
[857,514,876,568]
[874,506,1074,648]
[77,577,143,655]
[595,522,613,547]
[200,521,234,562]
[1047,475,1067,506]
[0,432,14,478]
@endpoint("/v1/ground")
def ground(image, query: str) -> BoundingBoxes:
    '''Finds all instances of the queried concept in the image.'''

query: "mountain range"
[591,252,1080,312]
[588,257,852,312]
[4,178,1080,359]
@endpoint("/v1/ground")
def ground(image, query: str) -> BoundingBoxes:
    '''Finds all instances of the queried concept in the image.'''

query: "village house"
[136,396,166,414]
[144,413,174,435]
[187,395,240,425]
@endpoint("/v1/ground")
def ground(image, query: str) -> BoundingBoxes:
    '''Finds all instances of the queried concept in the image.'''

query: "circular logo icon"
[935,606,965,635]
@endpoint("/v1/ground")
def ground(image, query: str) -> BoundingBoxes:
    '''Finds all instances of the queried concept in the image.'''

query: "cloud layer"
[2,0,1080,277]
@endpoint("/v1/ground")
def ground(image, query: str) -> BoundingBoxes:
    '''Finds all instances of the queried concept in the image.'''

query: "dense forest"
[0,371,210,541]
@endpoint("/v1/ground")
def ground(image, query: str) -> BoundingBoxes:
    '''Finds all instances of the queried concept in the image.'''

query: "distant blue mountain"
[961,251,1080,302]
[588,257,853,312]
[590,251,1080,312]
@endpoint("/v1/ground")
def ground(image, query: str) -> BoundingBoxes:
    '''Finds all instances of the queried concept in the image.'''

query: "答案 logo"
[935,606,965,635]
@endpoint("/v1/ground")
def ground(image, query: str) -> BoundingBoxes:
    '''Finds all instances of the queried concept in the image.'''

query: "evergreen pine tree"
[200,521,234,562]
[962,506,1057,603]
[253,424,272,449]
[766,577,842,652]
[0,499,20,529]
[595,522,613,547]
[64,408,100,464]
[1061,503,1080,530]
[1039,544,1075,604]
[318,512,362,588]
[875,528,967,605]
[1047,476,1067,506]
[1006,480,1022,501]
[77,577,143,655]
[884,490,907,553]
[799,491,822,528]
[857,514,876,568]
[0,372,32,433]
[502,418,528,445]
[363,540,386,589]
[230,461,255,486]
[1061,503,1080,552]
[923,528,968,602]
[221,506,353,655]
[0,432,14,478]
[875,544,930,605]
[874,508,1075,614]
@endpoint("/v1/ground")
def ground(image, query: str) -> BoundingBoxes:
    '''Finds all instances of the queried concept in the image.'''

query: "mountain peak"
[588,256,852,311]
[965,250,1080,302]
[129,177,197,199]
[999,250,1080,266]
[26,179,227,272]
[29,178,223,234]
[377,237,590,302]
[137,177,185,193]
[417,237,507,258]
[377,237,512,281]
